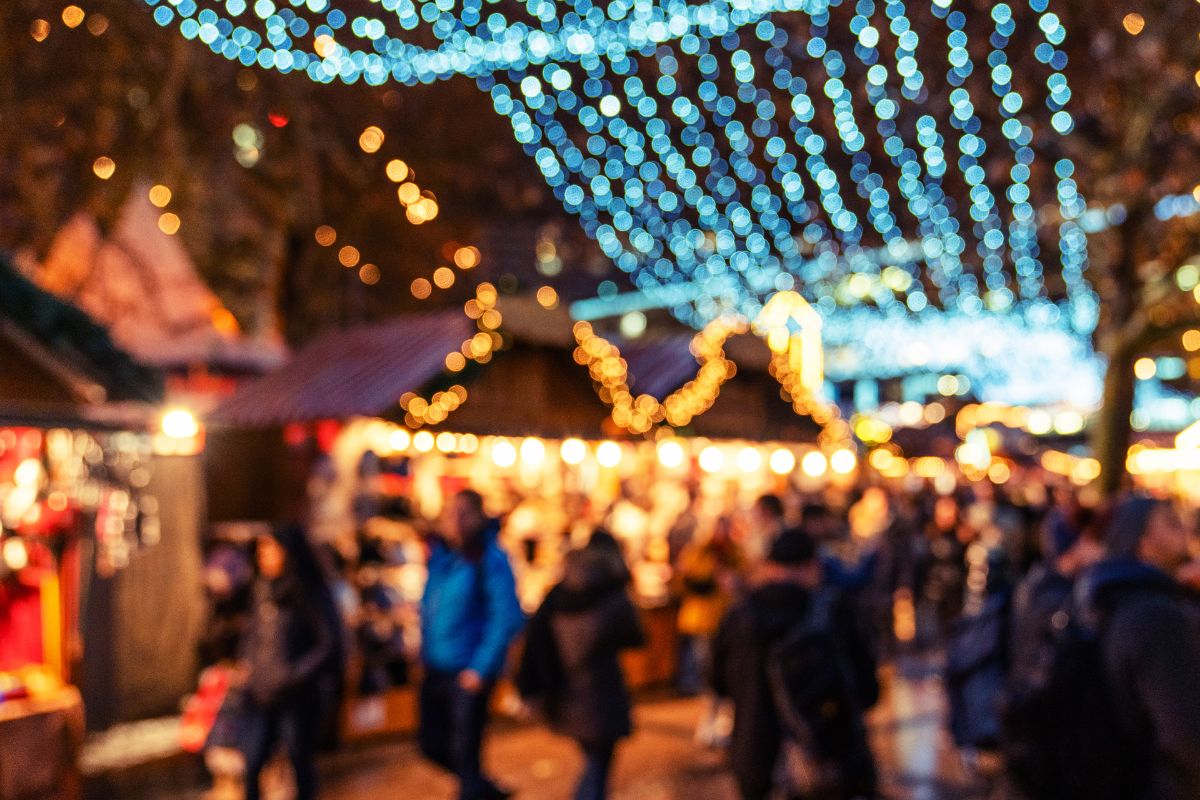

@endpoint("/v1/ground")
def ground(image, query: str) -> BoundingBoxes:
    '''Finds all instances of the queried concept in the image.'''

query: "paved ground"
[86,660,991,800]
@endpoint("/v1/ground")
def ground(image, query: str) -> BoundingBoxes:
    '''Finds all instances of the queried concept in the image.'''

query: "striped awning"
[209,310,474,427]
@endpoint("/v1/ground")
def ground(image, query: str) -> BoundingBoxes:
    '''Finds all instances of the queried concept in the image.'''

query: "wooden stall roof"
[0,253,163,424]
[209,310,474,428]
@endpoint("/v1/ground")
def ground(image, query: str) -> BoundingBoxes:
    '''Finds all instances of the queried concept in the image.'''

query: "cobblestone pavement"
[86,660,990,800]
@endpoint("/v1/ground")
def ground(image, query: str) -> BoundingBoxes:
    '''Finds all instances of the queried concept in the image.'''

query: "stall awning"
[210,311,474,427]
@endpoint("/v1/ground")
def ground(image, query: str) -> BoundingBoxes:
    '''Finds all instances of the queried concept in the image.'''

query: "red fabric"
[179,664,232,753]
[0,582,43,670]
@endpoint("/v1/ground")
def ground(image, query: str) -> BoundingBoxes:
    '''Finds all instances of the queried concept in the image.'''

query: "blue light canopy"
[144,0,1097,400]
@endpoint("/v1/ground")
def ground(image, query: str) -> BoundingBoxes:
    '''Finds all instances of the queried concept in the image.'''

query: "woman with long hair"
[238,526,340,800]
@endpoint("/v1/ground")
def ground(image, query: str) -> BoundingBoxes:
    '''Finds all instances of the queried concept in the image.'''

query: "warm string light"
[312,131,475,285]
[768,350,851,447]
[399,282,504,428]
[573,317,745,434]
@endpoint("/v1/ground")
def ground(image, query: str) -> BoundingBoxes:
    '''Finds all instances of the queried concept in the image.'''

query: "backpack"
[514,591,566,715]
[1001,587,1134,800]
[766,589,866,797]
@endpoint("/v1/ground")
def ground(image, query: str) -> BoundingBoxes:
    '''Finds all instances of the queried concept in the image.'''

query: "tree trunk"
[1092,340,1136,498]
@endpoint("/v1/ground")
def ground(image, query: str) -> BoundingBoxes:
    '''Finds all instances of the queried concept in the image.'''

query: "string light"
[61,6,85,29]
[148,184,173,207]
[573,317,745,434]
[399,283,504,428]
[92,156,115,180]
[157,212,182,235]
[146,0,1090,361]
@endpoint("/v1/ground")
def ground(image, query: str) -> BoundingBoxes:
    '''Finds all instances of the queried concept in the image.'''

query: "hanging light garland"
[399,281,503,428]
[143,0,1092,347]
[573,317,745,434]
[750,290,851,444]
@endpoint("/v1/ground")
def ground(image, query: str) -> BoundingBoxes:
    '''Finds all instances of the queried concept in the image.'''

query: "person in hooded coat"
[238,526,340,800]
[712,527,877,800]
[1081,495,1200,800]
[519,531,644,800]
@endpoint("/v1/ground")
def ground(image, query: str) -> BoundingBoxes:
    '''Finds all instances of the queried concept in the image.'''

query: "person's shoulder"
[482,539,513,566]
[1106,589,1187,654]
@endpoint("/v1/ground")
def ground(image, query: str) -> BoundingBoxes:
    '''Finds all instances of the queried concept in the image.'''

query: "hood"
[1079,557,1179,613]
[1105,495,1163,560]
[747,581,811,640]
[553,548,628,612]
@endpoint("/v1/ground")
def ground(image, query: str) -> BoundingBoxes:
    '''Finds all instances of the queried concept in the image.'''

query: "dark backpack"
[945,591,1011,750]
[766,589,867,795]
[514,591,566,714]
[1001,589,1133,800]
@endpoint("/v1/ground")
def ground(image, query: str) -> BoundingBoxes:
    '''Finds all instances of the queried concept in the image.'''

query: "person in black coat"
[238,527,339,800]
[712,527,877,800]
[1076,496,1200,800]
[519,531,645,800]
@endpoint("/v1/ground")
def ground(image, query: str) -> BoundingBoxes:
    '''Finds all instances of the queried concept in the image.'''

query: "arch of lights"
[142,0,1101,405]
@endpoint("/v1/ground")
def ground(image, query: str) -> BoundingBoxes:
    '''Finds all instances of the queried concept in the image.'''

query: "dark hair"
[756,494,786,521]
[768,526,817,566]
[456,489,486,515]
[586,528,622,555]
[801,501,832,521]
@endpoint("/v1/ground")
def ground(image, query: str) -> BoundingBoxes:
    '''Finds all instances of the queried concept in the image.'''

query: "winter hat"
[768,526,817,566]
[1106,494,1164,559]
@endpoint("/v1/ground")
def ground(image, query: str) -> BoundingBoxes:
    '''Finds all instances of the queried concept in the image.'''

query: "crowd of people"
[189,474,1200,800]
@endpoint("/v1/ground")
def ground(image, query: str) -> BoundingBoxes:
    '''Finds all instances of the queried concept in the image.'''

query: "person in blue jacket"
[420,489,525,800]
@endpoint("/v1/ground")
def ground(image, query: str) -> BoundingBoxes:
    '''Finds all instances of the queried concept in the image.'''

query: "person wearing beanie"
[711,527,878,800]
[1078,495,1200,800]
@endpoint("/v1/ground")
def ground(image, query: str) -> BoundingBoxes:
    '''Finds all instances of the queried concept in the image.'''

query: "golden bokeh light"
[1121,12,1144,35]
[453,246,481,270]
[148,184,172,208]
[338,245,360,268]
[62,6,85,28]
[358,126,385,154]
[445,352,467,372]
[313,34,335,58]
[157,212,181,235]
[92,156,115,180]
[411,278,432,300]
[1183,329,1200,352]
[359,264,380,285]
[476,282,498,306]
[314,225,337,246]
[433,266,456,289]
[397,182,420,206]
[480,309,502,330]
[31,19,50,42]
[211,308,240,335]
[536,285,559,309]
[386,159,409,182]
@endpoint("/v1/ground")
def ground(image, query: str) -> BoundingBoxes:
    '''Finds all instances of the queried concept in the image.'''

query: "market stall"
[0,255,207,796]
